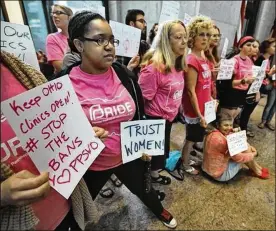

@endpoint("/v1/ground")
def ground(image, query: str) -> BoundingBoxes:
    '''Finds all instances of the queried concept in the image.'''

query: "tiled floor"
[88,96,275,230]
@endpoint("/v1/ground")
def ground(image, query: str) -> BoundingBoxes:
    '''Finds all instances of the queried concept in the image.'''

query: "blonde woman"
[46,4,73,73]
[139,20,187,183]
[180,16,214,176]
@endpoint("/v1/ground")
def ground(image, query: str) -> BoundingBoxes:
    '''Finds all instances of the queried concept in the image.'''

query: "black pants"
[83,159,163,217]
[145,115,173,171]
[239,100,258,131]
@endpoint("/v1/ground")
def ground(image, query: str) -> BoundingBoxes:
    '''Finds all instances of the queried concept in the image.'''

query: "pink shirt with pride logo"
[1,64,70,230]
[138,64,184,122]
[233,55,253,90]
[69,66,136,171]
[182,54,212,121]
[46,32,68,62]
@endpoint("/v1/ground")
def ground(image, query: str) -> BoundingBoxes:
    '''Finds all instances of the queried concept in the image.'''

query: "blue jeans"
[215,161,241,182]
[262,86,276,123]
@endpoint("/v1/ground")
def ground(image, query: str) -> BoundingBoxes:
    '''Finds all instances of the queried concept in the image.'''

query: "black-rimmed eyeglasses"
[82,37,120,47]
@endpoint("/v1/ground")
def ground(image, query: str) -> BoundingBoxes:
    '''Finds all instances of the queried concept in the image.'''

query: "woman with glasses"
[46,4,73,73]
[139,20,187,183]
[205,25,221,99]
[55,11,177,229]
[180,16,213,176]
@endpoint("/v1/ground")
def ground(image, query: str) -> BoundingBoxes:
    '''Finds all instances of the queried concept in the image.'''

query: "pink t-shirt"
[182,54,212,121]
[1,64,70,230]
[138,64,184,122]
[233,55,253,90]
[69,66,136,171]
[46,32,68,62]
[263,61,271,85]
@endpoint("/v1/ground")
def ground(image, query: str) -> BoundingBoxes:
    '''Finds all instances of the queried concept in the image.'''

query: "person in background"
[205,24,221,99]
[238,38,261,137]
[36,50,54,80]
[219,36,256,120]
[46,4,73,73]
[180,16,213,176]
[202,112,269,182]
[139,20,187,185]
[147,23,159,45]
[57,11,177,229]
[250,40,260,62]
[256,38,276,131]
[117,9,150,77]
[0,51,100,231]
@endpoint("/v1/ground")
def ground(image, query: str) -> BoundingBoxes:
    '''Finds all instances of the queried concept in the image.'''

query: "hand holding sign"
[204,100,217,124]
[120,120,165,164]
[1,76,105,199]
[226,130,248,156]
[247,60,269,94]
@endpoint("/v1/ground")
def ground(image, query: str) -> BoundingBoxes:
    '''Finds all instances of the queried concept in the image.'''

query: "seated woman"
[202,112,269,182]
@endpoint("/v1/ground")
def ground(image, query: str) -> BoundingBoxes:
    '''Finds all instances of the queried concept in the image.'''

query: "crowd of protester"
[1,4,275,230]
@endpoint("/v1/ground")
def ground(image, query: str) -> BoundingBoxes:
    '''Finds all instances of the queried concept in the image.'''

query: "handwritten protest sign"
[159,1,180,24]
[247,60,269,94]
[1,21,39,70]
[226,130,248,156]
[109,20,141,58]
[217,59,236,80]
[120,120,165,164]
[1,76,105,199]
[220,38,229,59]
[184,13,192,26]
[204,100,217,124]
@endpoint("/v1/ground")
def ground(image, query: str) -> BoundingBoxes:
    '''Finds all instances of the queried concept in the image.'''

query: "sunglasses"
[51,11,68,16]
[198,32,211,38]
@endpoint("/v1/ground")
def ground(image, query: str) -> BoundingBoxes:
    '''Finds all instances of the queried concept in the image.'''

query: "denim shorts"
[215,161,241,182]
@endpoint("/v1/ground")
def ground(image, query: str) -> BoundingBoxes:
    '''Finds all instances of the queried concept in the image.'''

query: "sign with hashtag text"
[1,75,105,199]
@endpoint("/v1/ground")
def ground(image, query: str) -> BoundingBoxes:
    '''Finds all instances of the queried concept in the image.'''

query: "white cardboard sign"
[247,60,269,94]
[1,75,105,199]
[1,21,40,70]
[159,1,180,24]
[184,13,192,26]
[204,100,217,124]
[120,120,165,164]
[220,38,229,59]
[217,59,236,80]
[109,20,141,58]
[226,130,248,156]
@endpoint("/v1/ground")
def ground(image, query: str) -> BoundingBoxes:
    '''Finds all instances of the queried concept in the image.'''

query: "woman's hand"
[199,115,207,128]
[244,76,256,85]
[141,153,152,162]
[127,55,140,71]
[1,171,50,207]
[93,127,109,142]
[255,92,261,102]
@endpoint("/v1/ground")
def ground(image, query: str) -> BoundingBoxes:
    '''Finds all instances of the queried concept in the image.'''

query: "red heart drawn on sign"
[57,169,71,184]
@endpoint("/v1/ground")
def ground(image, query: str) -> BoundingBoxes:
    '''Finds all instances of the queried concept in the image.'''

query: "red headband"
[238,36,254,47]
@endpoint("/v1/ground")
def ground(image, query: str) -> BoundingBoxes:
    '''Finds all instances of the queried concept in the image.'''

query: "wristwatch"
[241,78,246,84]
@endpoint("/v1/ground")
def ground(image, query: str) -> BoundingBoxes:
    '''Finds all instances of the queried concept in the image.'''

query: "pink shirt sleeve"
[187,55,200,73]
[46,34,64,62]
[138,65,159,100]
[230,146,255,163]
[233,56,239,75]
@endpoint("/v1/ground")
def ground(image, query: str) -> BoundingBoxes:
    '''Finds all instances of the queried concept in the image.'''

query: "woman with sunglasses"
[139,20,187,183]
[180,16,213,175]
[55,11,177,229]
[205,25,221,99]
[46,4,73,73]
